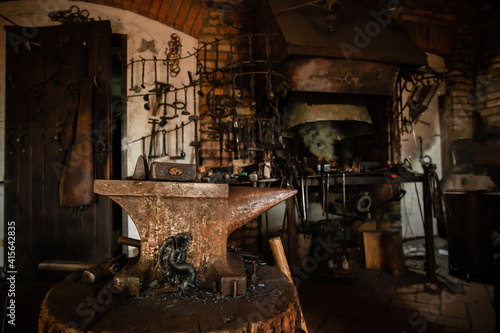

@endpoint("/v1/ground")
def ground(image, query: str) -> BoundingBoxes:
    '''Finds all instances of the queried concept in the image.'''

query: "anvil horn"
[227,187,297,234]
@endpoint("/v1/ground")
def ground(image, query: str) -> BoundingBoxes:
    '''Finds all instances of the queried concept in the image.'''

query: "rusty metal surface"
[280,57,399,96]
[94,180,228,198]
[93,180,296,295]
[150,162,197,181]
[283,92,373,130]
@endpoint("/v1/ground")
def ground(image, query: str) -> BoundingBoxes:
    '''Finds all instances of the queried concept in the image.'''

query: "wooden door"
[4,21,113,280]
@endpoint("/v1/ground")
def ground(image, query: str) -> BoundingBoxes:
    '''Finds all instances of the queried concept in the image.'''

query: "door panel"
[4,21,113,280]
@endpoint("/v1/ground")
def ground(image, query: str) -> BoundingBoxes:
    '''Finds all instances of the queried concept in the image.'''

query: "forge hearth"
[39,180,302,332]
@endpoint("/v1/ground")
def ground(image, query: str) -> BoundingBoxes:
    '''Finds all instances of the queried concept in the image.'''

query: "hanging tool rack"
[396,66,443,135]
[127,33,289,169]
[196,33,289,166]
[127,33,202,167]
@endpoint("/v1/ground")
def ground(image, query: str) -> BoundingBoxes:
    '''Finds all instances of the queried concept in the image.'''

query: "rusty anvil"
[94,180,296,295]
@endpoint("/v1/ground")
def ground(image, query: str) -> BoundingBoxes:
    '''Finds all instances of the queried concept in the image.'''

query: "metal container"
[444,189,493,273]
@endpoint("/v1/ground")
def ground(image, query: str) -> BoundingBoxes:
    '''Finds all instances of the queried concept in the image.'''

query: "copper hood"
[284,92,373,129]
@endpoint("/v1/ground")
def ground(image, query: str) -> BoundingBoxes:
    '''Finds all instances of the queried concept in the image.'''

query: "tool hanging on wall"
[181,86,190,115]
[172,89,185,115]
[141,136,146,157]
[129,57,141,93]
[148,118,160,160]
[143,94,150,111]
[180,121,186,159]
[140,57,146,89]
[171,124,181,160]
[161,129,168,157]
[189,75,201,169]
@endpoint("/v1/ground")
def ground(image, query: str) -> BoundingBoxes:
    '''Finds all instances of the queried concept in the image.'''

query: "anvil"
[94,180,296,295]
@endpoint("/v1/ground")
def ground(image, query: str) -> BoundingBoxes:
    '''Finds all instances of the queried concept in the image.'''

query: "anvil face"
[94,180,296,295]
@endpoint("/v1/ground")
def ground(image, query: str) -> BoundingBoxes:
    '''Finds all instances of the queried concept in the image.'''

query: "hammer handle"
[268,237,308,333]
[38,260,94,272]
[118,236,141,248]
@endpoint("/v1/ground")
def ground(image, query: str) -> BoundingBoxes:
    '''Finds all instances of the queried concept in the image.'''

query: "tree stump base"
[39,265,302,332]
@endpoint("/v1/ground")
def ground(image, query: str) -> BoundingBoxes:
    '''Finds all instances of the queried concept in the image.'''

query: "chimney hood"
[263,0,428,96]
[265,0,427,66]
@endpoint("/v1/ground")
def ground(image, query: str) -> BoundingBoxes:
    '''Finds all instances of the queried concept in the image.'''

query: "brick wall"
[83,0,499,240]
[392,0,500,182]
[196,3,253,167]
[85,0,256,166]
[475,6,500,134]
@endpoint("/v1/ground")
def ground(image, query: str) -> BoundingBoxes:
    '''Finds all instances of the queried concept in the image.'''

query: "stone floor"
[298,238,496,333]
[2,238,496,333]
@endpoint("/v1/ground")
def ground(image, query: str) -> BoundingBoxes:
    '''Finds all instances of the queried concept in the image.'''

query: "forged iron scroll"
[49,6,93,24]
[157,233,200,293]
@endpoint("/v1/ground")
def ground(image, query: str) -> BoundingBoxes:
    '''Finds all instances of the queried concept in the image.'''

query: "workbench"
[293,169,436,280]
[305,171,423,186]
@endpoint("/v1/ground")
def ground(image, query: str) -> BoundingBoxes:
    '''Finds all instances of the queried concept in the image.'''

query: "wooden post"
[286,197,298,267]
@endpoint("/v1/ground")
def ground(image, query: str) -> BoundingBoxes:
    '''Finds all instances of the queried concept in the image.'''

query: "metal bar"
[118,236,141,248]
[423,164,436,280]
[38,260,94,271]
[305,173,424,186]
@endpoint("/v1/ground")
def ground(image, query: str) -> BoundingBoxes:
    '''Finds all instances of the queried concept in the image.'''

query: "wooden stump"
[39,266,302,333]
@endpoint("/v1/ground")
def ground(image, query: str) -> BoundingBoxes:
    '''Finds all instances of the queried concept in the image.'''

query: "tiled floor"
[298,238,496,333]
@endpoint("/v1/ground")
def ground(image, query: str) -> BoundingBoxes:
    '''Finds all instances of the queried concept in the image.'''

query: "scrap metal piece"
[132,155,149,180]
[81,254,128,284]
[94,180,297,295]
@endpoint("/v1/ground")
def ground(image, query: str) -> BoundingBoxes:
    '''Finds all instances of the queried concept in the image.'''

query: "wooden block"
[352,219,377,249]
[381,228,405,276]
[363,230,383,270]
[362,228,405,276]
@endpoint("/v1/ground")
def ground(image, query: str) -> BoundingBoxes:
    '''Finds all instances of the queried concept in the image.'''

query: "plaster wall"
[0,0,199,262]
[400,53,445,239]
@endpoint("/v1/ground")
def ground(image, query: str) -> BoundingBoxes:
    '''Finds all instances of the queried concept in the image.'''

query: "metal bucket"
[444,189,493,273]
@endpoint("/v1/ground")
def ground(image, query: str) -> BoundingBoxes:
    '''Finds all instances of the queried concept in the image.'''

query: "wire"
[126,116,203,145]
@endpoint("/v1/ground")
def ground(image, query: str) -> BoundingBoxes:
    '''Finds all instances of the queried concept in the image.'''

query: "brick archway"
[86,0,209,38]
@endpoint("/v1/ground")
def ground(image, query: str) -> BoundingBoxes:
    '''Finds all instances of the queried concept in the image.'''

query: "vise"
[94,180,296,296]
